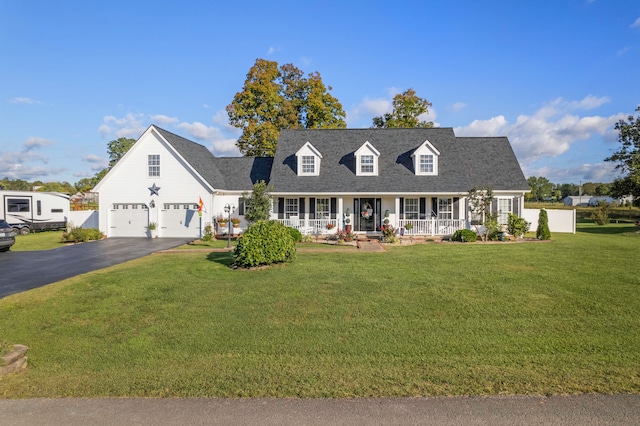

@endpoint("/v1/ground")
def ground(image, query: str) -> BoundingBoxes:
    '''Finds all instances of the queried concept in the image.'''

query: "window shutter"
[431,198,438,217]
[491,199,498,214]
[278,198,284,219]
[299,198,305,216]
[513,197,520,216]
[420,197,426,219]
[330,197,337,219]
[453,197,459,220]
[399,197,404,219]
[309,198,316,219]
[238,197,245,216]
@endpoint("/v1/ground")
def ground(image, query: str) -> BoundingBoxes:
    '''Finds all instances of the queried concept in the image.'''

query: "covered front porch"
[273,195,470,236]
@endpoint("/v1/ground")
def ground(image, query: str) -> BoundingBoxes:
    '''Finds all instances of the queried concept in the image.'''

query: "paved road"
[0,238,194,298]
[0,395,638,425]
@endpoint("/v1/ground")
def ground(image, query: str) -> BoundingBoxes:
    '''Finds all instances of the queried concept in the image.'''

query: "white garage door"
[160,203,201,238]
[109,203,149,237]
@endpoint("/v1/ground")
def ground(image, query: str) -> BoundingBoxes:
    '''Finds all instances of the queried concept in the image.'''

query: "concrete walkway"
[0,395,638,425]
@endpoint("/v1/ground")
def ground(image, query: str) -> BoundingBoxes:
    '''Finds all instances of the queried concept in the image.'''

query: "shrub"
[452,229,478,242]
[334,228,355,243]
[536,209,551,240]
[507,213,530,239]
[202,224,215,242]
[61,227,104,243]
[287,227,302,243]
[233,220,296,268]
[590,201,610,225]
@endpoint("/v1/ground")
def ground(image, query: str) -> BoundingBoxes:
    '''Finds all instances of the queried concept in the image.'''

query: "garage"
[159,203,201,238]
[109,203,149,237]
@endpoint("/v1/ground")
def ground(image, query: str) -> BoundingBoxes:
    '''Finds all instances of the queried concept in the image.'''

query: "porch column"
[395,196,400,228]
[338,197,343,228]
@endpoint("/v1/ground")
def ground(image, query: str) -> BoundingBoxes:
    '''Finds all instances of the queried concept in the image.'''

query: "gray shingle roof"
[269,128,529,194]
[154,126,271,191]
[153,125,528,194]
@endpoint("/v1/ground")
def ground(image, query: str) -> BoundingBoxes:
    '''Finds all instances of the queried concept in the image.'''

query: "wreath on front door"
[361,203,373,219]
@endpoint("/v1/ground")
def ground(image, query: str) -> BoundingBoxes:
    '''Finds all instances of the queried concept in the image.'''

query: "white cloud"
[98,113,147,139]
[455,96,624,164]
[525,162,618,183]
[82,154,109,171]
[631,17,640,28]
[150,114,179,126]
[0,137,55,179]
[10,97,40,104]
[23,137,53,152]
[449,102,468,112]
[178,121,240,155]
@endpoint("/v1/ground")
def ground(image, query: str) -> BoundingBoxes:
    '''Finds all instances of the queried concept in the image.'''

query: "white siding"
[95,128,213,237]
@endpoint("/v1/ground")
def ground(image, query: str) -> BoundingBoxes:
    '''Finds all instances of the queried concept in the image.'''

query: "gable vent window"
[302,156,315,174]
[148,154,160,177]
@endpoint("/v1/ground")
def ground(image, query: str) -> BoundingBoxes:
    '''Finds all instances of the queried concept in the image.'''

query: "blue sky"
[1,0,639,186]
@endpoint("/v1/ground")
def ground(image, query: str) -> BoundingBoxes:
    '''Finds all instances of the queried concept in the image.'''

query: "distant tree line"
[526,177,615,203]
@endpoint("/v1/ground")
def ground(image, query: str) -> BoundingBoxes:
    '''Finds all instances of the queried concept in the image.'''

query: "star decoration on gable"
[148,183,161,196]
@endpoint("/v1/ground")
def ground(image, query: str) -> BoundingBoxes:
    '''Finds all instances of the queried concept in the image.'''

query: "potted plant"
[404,223,413,231]
[148,222,157,238]
[326,223,335,230]
[216,215,228,227]
[231,217,241,228]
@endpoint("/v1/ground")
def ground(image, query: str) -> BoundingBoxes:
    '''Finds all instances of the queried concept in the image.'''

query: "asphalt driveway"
[0,238,194,299]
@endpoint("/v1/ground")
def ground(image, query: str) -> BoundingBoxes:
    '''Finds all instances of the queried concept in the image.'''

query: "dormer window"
[412,140,440,176]
[302,156,315,174]
[355,142,380,176]
[296,142,322,176]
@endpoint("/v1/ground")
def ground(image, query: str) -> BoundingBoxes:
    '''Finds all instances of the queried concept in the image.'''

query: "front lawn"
[0,226,638,397]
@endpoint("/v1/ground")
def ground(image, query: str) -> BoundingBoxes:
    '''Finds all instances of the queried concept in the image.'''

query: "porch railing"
[398,219,467,236]
[275,218,467,236]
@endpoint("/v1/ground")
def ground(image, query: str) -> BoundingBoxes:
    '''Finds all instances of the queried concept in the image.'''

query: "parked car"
[0,219,17,252]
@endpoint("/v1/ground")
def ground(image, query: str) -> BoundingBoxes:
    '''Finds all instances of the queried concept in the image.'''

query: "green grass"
[10,230,68,251]
[0,225,639,398]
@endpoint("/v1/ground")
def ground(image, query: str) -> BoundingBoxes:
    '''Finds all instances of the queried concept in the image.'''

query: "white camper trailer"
[0,191,70,234]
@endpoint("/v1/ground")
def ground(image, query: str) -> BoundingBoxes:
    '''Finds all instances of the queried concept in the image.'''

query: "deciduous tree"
[227,59,346,157]
[107,137,136,168]
[372,89,433,128]
[527,176,553,202]
[605,105,640,199]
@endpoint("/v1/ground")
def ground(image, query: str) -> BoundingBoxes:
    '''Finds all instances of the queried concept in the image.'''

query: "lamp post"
[224,203,234,249]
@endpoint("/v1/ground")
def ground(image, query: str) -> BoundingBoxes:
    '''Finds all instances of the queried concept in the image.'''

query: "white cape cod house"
[94,125,529,238]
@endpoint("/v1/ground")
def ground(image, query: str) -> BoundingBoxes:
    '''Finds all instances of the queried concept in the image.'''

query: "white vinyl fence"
[522,208,576,234]
[68,211,99,229]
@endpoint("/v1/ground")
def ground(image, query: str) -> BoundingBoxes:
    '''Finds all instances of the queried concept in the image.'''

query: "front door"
[355,198,379,232]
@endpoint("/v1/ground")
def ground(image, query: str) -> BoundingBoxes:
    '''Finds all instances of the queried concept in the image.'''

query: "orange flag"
[198,197,203,216]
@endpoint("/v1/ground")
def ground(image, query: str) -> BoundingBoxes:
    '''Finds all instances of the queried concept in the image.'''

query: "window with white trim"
[148,154,160,177]
[316,198,330,219]
[285,198,298,219]
[360,155,374,174]
[438,198,453,221]
[405,198,419,219]
[302,156,315,174]
[419,154,434,173]
[497,198,512,225]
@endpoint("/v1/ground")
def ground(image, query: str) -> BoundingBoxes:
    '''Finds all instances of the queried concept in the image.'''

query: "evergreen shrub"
[452,229,478,242]
[233,220,296,268]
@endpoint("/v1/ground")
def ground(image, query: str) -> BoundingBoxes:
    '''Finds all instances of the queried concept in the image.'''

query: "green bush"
[452,229,478,242]
[61,227,104,243]
[233,220,296,268]
[536,209,551,240]
[287,227,302,243]
[507,213,530,239]
[590,201,610,225]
